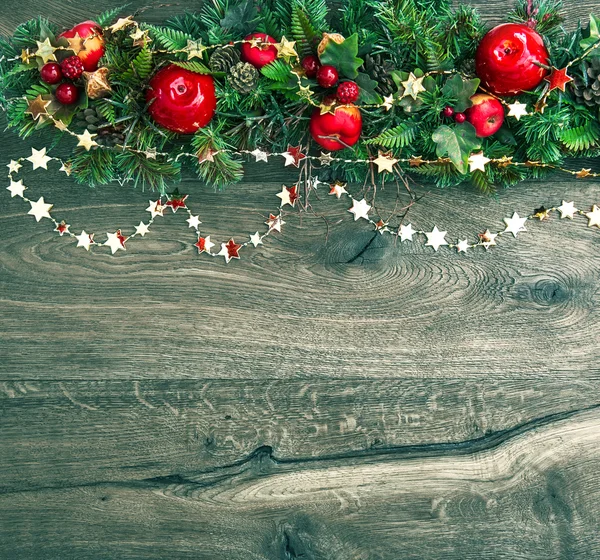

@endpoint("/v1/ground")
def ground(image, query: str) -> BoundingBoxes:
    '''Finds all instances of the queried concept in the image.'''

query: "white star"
[328,182,348,199]
[382,94,395,111]
[456,239,470,253]
[7,160,22,174]
[424,226,448,251]
[250,149,268,163]
[557,200,577,219]
[135,222,150,236]
[104,231,127,254]
[186,215,201,229]
[507,101,529,121]
[585,205,600,228]
[276,185,294,207]
[7,179,26,198]
[503,212,527,237]
[348,198,371,221]
[146,200,165,218]
[479,230,498,250]
[77,130,98,151]
[265,214,285,233]
[373,151,398,173]
[27,197,53,221]
[249,232,263,247]
[75,230,94,251]
[468,151,490,173]
[27,147,52,170]
[399,223,416,242]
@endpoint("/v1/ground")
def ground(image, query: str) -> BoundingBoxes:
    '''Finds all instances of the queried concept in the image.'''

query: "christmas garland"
[0,0,599,196]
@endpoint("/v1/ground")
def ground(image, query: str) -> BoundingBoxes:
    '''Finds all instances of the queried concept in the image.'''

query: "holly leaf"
[355,72,382,104]
[441,74,480,113]
[432,122,481,174]
[580,15,600,53]
[319,33,364,79]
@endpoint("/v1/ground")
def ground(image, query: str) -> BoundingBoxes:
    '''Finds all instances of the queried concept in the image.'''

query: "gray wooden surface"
[2,1,600,558]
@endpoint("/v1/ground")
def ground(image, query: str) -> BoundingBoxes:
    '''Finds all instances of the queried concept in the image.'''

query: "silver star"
[27,147,52,170]
[503,212,527,237]
[7,179,26,198]
[186,215,201,229]
[479,229,497,250]
[75,230,94,251]
[27,197,53,221]
[35,38,57,63]
[557,200,577,219]
[348,198,371,221]
[585,205,600,228]
[249,232,263,247]
[399,223,416,242]
[135,222,150,236]
[185,39,207,60]
[250,149,268,163]
[318,152,334,166]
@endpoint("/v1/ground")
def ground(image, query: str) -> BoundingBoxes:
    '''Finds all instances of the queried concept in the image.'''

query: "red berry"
[301,55,320,78]
[336,81,360,104]
[55,83,80,105]
[442,106,454,118]
[40,62,63,85]
[454,112,466,123]
[317,65,339,88]
[60,56,84,80]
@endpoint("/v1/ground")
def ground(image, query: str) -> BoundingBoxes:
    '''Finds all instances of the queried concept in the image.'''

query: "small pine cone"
[96,129,126,148]
[572,57,600,107]
[228,62,259,94]
[74,107,103,133]
[61,55,84,80]
[209,46,241,73]
[361,53,395,96]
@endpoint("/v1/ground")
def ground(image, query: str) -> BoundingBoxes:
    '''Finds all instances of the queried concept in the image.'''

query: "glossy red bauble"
[475,23,549,96]
[240,33,278,69]
[309,102,362,151]
[442,106,454,118]
[301,55,320,78]
[146,65,216,134]
[336,81,360,104]
[40,62,62,84]
[59,21,105,72]
[317,65,339,88]
[55,83,80,105]
[454,112,466,123]
[465,94,505,137]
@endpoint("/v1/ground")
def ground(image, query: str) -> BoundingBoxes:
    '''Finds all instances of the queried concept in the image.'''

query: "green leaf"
[580,15,600,53]
[365,121,420,149]
[319,33,364,79]
[441,74,480,113]
[432,122,481,174]
[173,60,212,74]
[261,60,293,82]
[220,0,260,36]
[355,72,382,104]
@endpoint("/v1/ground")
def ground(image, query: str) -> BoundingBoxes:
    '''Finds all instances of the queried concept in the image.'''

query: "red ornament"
[223,238,242,261]
[60,56,84,80]
[442,106,454,118]
[283,145,306,167]
[40,62,62,85]
[465,94,505,137]
[475,23,549,96]
[309,103,362,151]
[165,190,189,212]
[240,33,278,69]
[317,65,339,88]
[301,55,320,77]
[454,112,466,123]
[336,81,360,104]
[55,83,80,105]
[544,67,573,92]
[146,65,216,134]
[59,21,105,72]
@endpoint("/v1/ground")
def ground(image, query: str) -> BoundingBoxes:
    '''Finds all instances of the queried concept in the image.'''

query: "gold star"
[585,205,600,228]
[35,38,57,64]
[533,206,550,221]
[198,149,217,163]
[20,49,32,63]
[130,28,149,48]
[108,16,135,33]
[373,151,398,174]
[25,95,51,121]
[76,130,98,151]
[575,168,592,179]
[495,156,513,168]
[534,96,548,114]
[64,32,85,54]
[382,95,395,111]
[468,151,490,173]
[53,119,68,131]
[275,36,298,61]
[184,39,207,60]
[400,72,426,100]
[318,152,334,166]
[296,83,314,101]
[409,155,425,167]
[319,98,338,115]
[59,161,72,176]
[247,36,263,48]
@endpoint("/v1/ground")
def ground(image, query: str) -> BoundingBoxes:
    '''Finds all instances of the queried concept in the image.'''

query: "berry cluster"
[40,57,83,105]
[301,54,360,104]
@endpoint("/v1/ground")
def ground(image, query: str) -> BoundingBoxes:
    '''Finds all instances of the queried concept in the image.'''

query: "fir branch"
[173,60,212,74]
[365,121,420,149]
[96,6,127,28]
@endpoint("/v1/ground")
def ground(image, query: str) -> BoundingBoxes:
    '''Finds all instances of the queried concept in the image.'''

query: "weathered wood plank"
[1,405,599,559]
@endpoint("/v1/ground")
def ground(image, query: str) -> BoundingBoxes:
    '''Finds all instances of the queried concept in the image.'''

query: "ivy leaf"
[355,72,382,104]
[580,15,600,53]
[432,122,481,174]
[441,74,480,113]
[220,0,260,36]
[319,33,364,79]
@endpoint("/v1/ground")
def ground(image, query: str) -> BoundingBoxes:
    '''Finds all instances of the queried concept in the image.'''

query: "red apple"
[309,102,362,151]
[465,94,505,137]
[475,23,549,96]
[146,65,216,134]
[240,33,278,69]
[59,21,105,72]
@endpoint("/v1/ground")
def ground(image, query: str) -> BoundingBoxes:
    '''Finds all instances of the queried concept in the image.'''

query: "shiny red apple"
[309,102,362,151]
[146,65,216,134]
[465,94,505,137]
[59,21,105,72]
[240,33,278,69]
[475,23,549,96]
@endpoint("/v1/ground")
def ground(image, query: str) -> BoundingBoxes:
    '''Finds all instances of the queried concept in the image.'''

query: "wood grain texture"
[2,0,600,558]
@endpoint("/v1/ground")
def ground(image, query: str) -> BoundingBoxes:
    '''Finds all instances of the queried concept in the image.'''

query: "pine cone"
[74,108,103,133]
[228,62,259,94]
[361,53,395,96]
[209,46,241,73]
[572,57,600,108]
[74,107,124,146]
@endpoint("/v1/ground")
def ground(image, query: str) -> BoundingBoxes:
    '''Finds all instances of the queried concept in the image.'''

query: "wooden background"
[2,1,600,558]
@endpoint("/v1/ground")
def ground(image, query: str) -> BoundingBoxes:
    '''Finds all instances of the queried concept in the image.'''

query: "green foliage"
[96,6,126,28]
[71,149,117,187]
[116,151,182,192]
[365,121,420,149]
[120,47,153,83]
[441,74,479,112]
[432,122,481,173]
[144,24,192,51]
[319,34,364,79]
[291,6,320,57]
[173,60,212,74]
[559,122,600,151]
[508,0,564,37]
[260,60,293,82]
[581,15,600,53]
